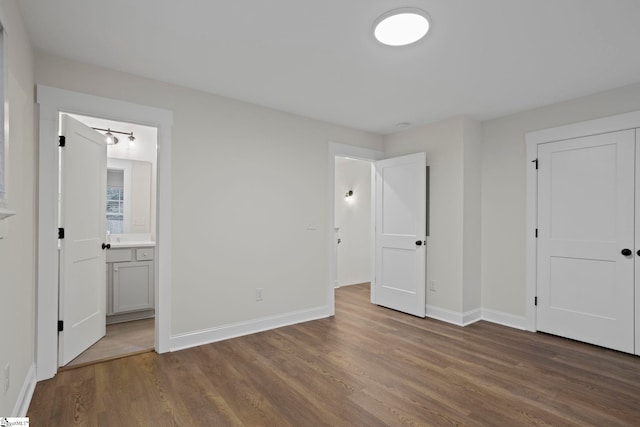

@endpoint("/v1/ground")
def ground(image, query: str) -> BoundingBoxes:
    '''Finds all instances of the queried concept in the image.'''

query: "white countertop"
[108,233,155,248]
[109,241,156,248]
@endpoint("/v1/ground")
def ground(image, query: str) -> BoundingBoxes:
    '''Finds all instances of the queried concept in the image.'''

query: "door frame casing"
[525,110,640,339]
[327,142,384,313]
[36,86,173,380]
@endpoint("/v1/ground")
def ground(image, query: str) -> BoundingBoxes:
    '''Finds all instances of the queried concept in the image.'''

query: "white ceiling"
[18,0,640,134]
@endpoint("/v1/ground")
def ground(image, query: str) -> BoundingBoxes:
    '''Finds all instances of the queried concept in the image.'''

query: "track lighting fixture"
[93,127,135,146]
[104,129,118,145]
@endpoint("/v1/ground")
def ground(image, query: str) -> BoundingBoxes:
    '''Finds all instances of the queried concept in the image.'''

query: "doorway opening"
[334,157,373,293]
[327,143,383,315]
[60,113,159,368]
[328,143,429,318]
[36,85,173,381]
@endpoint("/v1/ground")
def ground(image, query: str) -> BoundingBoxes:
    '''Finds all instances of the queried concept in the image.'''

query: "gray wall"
[481,82,640,317]
[34,52,383,335]
[0,0,36,416]
[5,0,640,413]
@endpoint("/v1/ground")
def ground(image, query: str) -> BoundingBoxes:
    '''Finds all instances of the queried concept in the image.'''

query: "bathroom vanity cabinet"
[106,246,155,324]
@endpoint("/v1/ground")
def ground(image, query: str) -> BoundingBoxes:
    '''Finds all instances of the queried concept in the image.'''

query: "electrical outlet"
[256,288,264,301]
[429,280,436,292]
[3,364,9,393]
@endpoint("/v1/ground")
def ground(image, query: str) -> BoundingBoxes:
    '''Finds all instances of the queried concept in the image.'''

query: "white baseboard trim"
[426,305,462,326]
[169,303,526,353]
[13,363,36,417]
[338,281,371,287]
[426,306,482,326]
[426,305,526,330]
[169,305,332,352]
[462,308,482,326]
[481,308,527,330]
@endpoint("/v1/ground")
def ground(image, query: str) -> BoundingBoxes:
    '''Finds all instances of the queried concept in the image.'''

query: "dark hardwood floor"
[28,283,640,426]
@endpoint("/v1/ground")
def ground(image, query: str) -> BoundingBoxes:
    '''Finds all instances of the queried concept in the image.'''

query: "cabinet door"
[112,261,155,313]
[106,266,113,315]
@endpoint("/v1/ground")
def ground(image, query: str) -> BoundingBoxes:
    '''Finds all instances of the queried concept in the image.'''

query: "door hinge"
[535,228,538,238]
[58,228,65,239]
[534,296,538,306]
[58,135,66,147]
[532,158,538,169]
[58,320,64,332]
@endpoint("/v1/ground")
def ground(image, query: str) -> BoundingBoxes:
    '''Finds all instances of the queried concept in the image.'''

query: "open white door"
[58,114,108,366]
[374,153,426,317]
[636,130,640,356]
[537,130,635,353]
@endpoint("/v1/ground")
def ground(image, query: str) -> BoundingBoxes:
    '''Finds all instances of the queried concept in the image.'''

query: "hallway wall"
[335,157,371,286]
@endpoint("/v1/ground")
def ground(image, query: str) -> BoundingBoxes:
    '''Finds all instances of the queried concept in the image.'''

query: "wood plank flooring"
[28,283,640,426]
[63,318,155,369]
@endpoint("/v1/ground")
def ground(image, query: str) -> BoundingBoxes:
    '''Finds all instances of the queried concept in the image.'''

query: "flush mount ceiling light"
[374,8,430,46]
[396,122,412,129]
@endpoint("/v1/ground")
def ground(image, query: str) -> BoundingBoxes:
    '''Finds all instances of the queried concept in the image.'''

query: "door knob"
[415,240,423,246]
[621,248,632,256]
[102,243,111,250]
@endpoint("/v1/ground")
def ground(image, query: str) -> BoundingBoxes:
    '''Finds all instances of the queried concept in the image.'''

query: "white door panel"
[636,129,640,355]
[537,130,635,353]
[59,114,107,366]
[375,153,426,317]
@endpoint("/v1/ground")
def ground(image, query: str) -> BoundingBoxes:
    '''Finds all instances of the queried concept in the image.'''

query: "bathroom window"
[106,169,124,233]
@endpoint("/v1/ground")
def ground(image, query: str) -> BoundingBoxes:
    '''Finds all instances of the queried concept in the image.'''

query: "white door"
[59,114,108,366]
[374,153,426,317]
[537,130,635,353]
[635,130,640,355]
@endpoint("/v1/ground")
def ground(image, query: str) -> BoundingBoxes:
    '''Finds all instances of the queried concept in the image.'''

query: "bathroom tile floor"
[62,318,154,369]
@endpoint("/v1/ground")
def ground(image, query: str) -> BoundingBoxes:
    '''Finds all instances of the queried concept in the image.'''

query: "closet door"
[537,129,635,354]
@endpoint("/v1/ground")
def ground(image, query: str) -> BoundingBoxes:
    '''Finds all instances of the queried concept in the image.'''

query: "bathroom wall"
[334,157,371,286]
[70,114,158,239]
[107,158,153,235]
[108,127,156,238]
